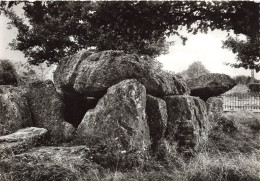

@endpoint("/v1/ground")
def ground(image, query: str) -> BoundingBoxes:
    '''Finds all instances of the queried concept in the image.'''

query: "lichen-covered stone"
[206,96,224,122]
[0,127,48,159]
[163,95,208,153]
[146,95,167,152]
[54,50,189,98]
[54,50,92,93]
[187,73,236,101]
[0,86,33,136]
[23,80,75,142]
[77,79,150,152]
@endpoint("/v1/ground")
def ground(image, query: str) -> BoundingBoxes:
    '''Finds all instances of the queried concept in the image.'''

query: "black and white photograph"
[0,1,259,180]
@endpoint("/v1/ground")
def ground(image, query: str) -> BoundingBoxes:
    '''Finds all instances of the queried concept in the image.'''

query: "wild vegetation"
[0,59,18,86]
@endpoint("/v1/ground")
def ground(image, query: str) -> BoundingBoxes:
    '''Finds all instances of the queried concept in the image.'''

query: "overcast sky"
[0,9,259,79]
[158,30,259,79]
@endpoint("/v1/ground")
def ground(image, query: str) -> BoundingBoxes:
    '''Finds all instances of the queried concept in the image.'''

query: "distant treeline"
[233,75,260,85]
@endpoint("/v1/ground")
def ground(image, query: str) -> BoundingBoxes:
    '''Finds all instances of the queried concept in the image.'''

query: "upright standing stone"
[146,95,167,152]
[163,95,208,153]
[77,79,150,152]
[23,80,75,142]
[206,96,224,121]
[0,86,33,136]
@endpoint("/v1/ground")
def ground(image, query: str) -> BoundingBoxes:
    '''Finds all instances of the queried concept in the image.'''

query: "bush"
[248,83,260,92]
[0,59,18,86]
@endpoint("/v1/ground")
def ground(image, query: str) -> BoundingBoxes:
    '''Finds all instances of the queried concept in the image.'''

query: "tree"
[233,75,260,85]
[0,1,259,67]
[180,61,209,80]
[187,61,210,78]
[223,36,260,72]
[221,2,260,72]
[0,1,195,65]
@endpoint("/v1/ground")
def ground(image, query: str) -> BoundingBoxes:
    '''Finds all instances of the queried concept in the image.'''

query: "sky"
[0,7,259,79]
[158,30,260,79]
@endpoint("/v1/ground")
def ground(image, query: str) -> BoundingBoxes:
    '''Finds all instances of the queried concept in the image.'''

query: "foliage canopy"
[0,1,259,70]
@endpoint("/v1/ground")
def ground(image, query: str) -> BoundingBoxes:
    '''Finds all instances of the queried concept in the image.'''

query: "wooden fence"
[221,92,260,112]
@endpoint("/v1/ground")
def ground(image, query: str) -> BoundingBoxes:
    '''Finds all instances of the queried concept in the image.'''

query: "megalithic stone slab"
[187,73,236,101]
[163,95,208,153]
[54,50,190,98]
[77,79,150,152]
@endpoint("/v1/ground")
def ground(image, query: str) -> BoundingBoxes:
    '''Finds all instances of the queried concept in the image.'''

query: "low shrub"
[248,83,260,92]
[0,59,18,86]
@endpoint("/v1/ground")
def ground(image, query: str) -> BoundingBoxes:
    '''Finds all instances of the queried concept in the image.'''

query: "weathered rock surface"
[77,79,150,152]
[187,73,236,101]
[0,127,48,159]
[0,146,103,181]
[206,96,224,121]
[0,86,33,136]
[146,95,167,152]
[163,95,208,152]
[23,80,75,142]
[54,50,189,97]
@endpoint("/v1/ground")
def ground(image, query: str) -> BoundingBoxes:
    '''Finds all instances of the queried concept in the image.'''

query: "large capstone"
[77,79,150,152]
[163,95,208,153]
[0,86,33,136]
[187,73,236,101]
[54,50,189,98]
